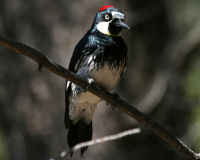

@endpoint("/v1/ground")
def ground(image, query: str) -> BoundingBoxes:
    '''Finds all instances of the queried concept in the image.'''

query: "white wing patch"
[66,81,70,88]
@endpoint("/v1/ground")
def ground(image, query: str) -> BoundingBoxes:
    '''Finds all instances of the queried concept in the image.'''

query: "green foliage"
[184,55,200,100]
[183,54,200,150]
[0,129,9,160]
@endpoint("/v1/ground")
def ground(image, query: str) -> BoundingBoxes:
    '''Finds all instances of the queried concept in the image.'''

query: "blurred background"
[0,0,200,160]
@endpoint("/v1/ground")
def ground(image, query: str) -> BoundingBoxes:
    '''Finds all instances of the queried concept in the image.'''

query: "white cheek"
[97,22,110,35]
[97,21,121,37]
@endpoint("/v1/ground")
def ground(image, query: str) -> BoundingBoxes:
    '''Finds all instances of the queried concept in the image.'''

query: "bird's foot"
[106,93,120,110]
[83,77,94,92]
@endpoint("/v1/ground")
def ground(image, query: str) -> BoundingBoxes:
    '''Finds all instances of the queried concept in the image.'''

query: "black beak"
[112,19,130,30]
[109,18,130,35]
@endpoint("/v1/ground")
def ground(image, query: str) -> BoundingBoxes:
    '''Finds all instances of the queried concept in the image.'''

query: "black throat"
[108,19,123,35]
[87,31,128,70]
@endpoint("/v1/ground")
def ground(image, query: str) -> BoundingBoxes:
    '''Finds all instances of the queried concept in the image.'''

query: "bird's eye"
[104,13,112,21]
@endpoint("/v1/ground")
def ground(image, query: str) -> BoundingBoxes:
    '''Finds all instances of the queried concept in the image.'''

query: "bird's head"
[91,5,130,37]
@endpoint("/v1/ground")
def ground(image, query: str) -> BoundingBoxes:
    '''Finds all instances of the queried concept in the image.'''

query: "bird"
[65,5,130,156]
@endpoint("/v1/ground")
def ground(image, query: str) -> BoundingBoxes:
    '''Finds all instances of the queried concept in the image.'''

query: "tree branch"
[0,35,199,160]
[50,128,141,160]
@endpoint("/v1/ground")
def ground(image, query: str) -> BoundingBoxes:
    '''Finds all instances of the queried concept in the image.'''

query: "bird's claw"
[83,77,94,92]
[107,93,120,110]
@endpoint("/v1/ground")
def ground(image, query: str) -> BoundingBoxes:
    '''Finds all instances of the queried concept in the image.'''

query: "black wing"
[64,31,94,128]
[68,35,89,72]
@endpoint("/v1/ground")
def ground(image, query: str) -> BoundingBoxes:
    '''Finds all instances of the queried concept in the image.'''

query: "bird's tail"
[67,119,93,156]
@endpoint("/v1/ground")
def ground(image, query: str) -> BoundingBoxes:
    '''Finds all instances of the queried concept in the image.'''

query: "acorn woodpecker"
[65,5,130,155]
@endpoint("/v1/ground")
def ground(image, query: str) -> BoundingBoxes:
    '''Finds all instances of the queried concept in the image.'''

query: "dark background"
[0,0,200,160]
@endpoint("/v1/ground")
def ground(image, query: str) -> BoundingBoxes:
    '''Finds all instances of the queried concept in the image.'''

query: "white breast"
[69,55,124,124]
[77,55,123,91]
[72,55,123,106]
[89,63,121,90]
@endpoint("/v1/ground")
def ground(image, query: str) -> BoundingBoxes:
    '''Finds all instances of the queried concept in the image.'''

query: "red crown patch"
[99,5,114,12]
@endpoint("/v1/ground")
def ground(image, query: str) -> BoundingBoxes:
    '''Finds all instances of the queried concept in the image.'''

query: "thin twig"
[0,35,200,160]
[50,128,141,160]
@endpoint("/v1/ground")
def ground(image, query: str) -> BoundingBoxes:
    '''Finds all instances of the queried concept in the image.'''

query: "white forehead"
[111,11,124,19]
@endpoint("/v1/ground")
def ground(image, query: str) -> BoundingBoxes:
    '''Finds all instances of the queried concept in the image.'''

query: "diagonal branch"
[0,35,199,160]
[50,128,141,160]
